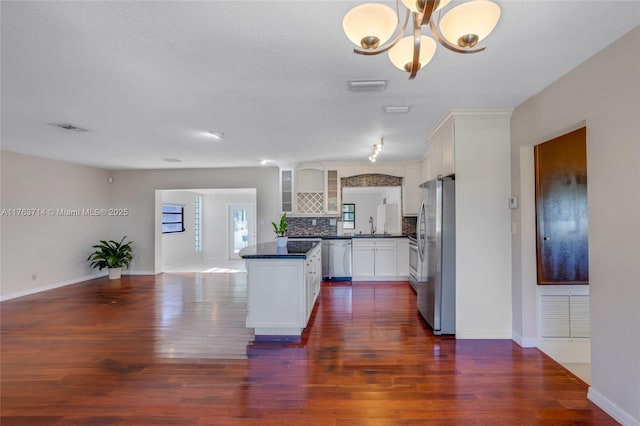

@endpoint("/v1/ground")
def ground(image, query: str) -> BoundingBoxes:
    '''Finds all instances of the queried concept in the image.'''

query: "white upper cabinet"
[284,167,341,215]
[440,119,455,177]
[280,168,294,213]
[425,116,455,181]
[325,169,340,214]
[296,168,324,214]
[402,163,421,216]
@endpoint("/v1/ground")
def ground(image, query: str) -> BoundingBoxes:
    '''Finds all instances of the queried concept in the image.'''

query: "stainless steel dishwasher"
[321,239,352,281]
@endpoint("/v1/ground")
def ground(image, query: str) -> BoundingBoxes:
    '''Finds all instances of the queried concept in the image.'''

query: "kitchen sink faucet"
[369,216,376,235]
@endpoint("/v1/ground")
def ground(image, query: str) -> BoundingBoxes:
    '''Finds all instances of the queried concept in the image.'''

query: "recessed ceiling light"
[347,79,388,92]
[208,131,224,140]
[163,158,182,163]
[382,105,411,114]
[48,123,89,132]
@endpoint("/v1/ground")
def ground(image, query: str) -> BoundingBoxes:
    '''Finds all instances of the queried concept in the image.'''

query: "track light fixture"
[343,0,501,79]
[369,137,385,162]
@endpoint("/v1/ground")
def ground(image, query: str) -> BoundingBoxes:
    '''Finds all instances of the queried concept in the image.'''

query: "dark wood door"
[535,127,589,285]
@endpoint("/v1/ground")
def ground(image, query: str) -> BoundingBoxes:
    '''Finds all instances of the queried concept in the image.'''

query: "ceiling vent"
[163,158,182,163]
[348,79,388,92]
[382,105,411,114]
[48,123,89,132]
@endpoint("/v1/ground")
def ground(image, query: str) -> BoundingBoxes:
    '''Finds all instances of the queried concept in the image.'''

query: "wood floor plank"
[1,274,616,424]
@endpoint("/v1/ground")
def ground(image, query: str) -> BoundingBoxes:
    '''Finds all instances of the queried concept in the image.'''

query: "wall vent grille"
[540,293,590,338]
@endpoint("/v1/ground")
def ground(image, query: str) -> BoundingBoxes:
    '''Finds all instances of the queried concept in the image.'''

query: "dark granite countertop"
[240,240,320,259]
[289,234,409,240]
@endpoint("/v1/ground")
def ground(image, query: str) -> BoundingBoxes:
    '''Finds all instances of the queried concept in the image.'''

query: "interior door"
[534,127,589,284]
[228,204,255,260]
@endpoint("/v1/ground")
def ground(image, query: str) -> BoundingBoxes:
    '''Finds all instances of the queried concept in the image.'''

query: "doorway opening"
[156,188,256,273]
[519,125,591,384]
[228,204,254,260]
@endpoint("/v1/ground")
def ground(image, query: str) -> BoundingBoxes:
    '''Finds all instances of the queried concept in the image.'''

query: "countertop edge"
[240,240,320,259]
[289,235,410,240]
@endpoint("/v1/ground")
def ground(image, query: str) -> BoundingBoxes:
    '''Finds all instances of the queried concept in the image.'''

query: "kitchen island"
[240,240,321,340]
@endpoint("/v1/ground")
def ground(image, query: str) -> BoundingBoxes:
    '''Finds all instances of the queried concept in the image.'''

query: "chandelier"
[343,0,501,79]
[369,137,384,162]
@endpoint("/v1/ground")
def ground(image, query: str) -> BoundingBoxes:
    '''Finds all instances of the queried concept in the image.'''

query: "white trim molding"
[0,272,106,301]
[587,387,640,426]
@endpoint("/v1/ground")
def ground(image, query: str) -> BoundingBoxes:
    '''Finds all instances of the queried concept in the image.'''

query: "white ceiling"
[1,1,638,170]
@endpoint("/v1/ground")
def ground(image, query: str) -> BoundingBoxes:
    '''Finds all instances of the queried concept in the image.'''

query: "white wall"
[447,112,513,339]
[0,151,110,300]
[510,27,640,425]
[342,192,379,235]
[108,167,278,274]
[202,192,255,261]
[342,187,401,235]
[161,191,200,269]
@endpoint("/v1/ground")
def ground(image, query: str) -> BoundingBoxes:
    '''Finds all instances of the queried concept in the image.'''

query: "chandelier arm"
[418,0,440,27]
[429,17,486,54]
[353,6,411,56]
[408,15,421,79]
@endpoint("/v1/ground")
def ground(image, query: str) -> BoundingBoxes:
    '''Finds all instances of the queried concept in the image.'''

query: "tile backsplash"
[286,174,416,237]
[402,216,417,237]
[286,215,416,237]
[286,217,337,237]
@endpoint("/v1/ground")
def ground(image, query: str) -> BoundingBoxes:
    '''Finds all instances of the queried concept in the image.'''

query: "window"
[342,203,355,229]
[194,197,202,252]
[162,204,184,233]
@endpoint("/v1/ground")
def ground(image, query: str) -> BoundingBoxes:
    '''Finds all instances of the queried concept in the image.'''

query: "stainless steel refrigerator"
[416,175,455,335]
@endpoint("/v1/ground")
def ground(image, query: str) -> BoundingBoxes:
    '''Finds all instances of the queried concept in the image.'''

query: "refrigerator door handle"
[417,199,426,262]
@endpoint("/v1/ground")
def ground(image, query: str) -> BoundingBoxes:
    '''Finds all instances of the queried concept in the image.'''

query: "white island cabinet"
[241,240,321,339]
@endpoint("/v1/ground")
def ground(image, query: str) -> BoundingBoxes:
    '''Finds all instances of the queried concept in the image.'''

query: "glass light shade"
[388,35,437,72]
[343,3,398,48]
[400,0,451,13]
[439,0,501,46]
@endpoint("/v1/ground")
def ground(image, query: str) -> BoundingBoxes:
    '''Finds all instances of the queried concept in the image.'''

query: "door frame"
[228,203,256,260]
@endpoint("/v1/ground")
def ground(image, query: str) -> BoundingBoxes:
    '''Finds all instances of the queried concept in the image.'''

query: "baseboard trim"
[512,332,538,348]
[124,270,158,276]
[587,387,639,426]
[1,272,106,301]
[352,276,409,282]
[456,329,512,339]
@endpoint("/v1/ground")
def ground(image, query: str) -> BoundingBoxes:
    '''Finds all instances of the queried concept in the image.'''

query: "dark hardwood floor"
[1,272,615,425]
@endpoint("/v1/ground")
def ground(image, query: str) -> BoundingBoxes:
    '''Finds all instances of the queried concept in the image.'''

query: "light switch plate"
[509,196,518,209]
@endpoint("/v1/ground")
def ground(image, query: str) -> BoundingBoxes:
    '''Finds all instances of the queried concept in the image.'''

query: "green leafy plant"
[271,213,288,237]
[87,236,133,270]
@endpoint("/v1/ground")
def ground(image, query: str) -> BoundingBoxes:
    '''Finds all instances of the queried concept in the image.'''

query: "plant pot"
[276,236,288,248]
[108,267,122,280]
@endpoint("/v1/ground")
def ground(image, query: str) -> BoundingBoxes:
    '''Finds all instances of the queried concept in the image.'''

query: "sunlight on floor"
[165,259,247,273]
[561,362,591,384]
[201,266,244,273]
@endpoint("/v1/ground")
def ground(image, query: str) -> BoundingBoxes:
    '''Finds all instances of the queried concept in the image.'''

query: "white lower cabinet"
[305,245,321,322]
[352,238,408,281]
[245,244,321,337]
[396,238,409,276]
[352,243,375,276]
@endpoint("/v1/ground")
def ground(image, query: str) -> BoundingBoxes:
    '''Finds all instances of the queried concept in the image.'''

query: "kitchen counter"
[240,240,320,259]
[289,234,408,240]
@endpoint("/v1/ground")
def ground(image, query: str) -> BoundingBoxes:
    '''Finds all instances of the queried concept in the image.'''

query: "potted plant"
[87,236,133,279]
[271,213,288,248]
